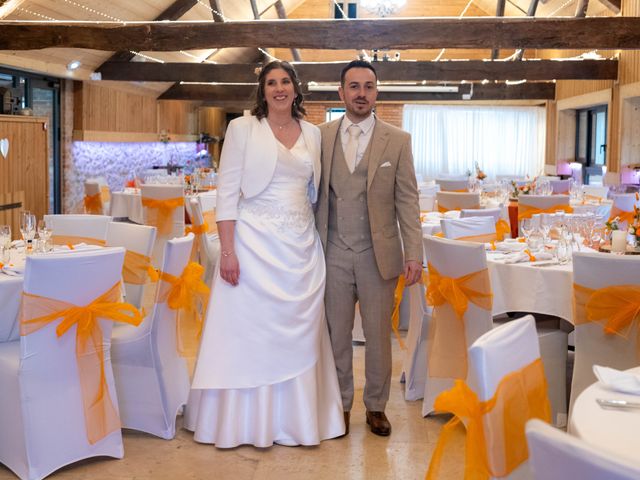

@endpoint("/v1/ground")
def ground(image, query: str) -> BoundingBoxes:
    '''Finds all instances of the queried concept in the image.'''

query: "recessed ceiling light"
[67,60,81,71]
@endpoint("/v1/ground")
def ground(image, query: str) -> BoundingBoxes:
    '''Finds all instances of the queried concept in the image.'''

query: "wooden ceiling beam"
[97,59,618,82]
[159,82,555,102]
[2,17,640,51]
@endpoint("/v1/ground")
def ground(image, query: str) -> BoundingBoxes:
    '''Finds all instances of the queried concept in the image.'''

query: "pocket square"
[380,162,392,168]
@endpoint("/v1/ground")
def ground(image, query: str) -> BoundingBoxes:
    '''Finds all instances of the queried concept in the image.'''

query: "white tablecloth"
[572,200,613,220]
[0,252,26,342]
[570,366,640,464]
[487,251,575,323]
[110,189,144,224]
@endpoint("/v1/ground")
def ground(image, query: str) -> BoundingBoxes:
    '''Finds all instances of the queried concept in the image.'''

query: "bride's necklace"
[268,117,295,131]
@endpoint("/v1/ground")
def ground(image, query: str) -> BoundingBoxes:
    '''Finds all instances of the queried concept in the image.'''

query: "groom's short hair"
[340,60,378,87]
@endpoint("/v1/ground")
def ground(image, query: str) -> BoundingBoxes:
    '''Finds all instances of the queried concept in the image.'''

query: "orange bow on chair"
[574,283,640,344]
[518,204,573,220]
[425,263,492,379]
[141,197,184,235]
[391,275,407,349]
[122,250,158,285]
[426,358,551,480]
[157,262,210,356]
[20,282,143,444]
[495,218,511,241]
[83,193,103,215]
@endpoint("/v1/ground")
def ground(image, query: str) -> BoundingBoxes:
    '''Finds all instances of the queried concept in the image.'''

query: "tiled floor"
[0,335,466,480]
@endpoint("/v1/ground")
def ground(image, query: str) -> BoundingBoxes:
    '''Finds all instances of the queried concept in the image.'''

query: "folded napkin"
[594,365,640,395]
[423,212,443,222]
[502,251,554,264]
[495,241,528,253]
[443,210,461,219]
[2,263,24,276]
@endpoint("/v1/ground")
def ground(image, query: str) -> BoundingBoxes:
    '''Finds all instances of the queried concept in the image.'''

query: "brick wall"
[304,102,404,128]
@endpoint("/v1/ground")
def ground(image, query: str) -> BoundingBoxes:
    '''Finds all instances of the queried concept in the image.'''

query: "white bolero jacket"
[216,115,321,221]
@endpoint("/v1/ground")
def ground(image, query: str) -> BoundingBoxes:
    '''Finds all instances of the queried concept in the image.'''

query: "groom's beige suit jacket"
[315,117,423,280]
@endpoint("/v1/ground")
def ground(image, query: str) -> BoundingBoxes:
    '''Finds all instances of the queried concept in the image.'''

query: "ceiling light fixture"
[66,60,81,71]
[307,84,458,93]
[359,0,406,17]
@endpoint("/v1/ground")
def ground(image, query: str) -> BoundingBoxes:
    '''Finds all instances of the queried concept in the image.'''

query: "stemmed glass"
[20,212,36,253]
[520,218,533,241]
[0,224,10,263]
[37,219,52,252]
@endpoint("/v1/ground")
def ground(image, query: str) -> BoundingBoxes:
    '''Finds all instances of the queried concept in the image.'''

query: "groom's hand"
[403,260,422,286]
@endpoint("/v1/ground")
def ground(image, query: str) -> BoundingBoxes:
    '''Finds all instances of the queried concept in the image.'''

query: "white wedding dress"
[186,134,345,447]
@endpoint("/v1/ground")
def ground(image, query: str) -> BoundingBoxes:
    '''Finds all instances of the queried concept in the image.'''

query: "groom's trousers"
[325,241,397,412]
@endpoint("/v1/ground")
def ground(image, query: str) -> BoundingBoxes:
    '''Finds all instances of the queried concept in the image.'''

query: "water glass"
[556,237,572,265]
[20,212,36,252]
[37,219,52,252]
[0,224,10,249]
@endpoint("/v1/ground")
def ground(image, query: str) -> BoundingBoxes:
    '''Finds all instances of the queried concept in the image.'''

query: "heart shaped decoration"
[0,138,8,159]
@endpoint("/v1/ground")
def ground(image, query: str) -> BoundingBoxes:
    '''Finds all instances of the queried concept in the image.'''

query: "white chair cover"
[83,181,107,215]
[44,214,112,242]
[461,208,503,222]
[518,194,570,211]
[468,315,540,480]
[419,195,435,212]
[141,184,185,264]
[86,176,110,214]
[582,185,609,199]
[0,248,126,480]
[189,197,220,285]
[419,184,439,196]
[569,252,640,416]
[539,175,561,181]
[402,281,431,401]
[111,234,195,439]
[422,236,493,416]
[435,191,481,212]
[435,178,469,192]
[610,193,640,227]
[526,418,640,480]
[441,216,496,241]
[105,222,157,309]
[549,179,571,194]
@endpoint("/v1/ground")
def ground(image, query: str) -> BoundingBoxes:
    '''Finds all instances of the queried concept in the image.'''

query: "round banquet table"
[0,265,23,342]
[110,189,144,224]
[569,366,640,464]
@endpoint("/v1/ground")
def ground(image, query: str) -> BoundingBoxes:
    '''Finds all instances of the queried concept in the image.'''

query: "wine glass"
[37,219,52,252]
[0,224,10,263]
[520,218,533,241]
[20,212,36,253]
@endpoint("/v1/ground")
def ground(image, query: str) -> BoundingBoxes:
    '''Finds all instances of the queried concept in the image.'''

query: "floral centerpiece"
[628,193,640,247]
[475,162,487,181]
[510,178,536,198]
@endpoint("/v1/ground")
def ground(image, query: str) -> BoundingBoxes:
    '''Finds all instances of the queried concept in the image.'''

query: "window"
[0,66,61,213]
[334,1,357,19]
[326,107,346,122]
[575,105,607,184]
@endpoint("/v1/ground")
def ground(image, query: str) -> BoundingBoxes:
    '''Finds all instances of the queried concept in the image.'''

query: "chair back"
[526,419,640,480]
[441,216,497,242]
[609,193,640,227]
[435,178,469,192]
[539,175,561,182]
[421,236,493,414]
[105,222,157,309]
[20,248,126,465]
[460,207,502,222]
[436,191,480,212]
[570,251,640,413]
[44,214,111,245]
[83,181,106,215]
[419,184,440,196]
[141,184,185,264]
[550,179,572,195]
[518,195,570,221]
[419,195,435,212]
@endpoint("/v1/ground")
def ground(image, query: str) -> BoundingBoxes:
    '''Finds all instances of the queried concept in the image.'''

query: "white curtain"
[403,104,546,179]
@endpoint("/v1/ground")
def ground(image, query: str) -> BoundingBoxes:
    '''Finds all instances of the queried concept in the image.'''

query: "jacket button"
[359,216,364,220]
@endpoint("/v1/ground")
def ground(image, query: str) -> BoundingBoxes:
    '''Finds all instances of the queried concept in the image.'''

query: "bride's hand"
[220,252,240,286]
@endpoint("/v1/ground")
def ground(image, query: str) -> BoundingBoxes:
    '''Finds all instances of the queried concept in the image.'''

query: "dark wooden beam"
[491,0,507,60]
[97,59,618,82]
[159,81,555,102]
[3,17,640,51]
[98,0,198,68]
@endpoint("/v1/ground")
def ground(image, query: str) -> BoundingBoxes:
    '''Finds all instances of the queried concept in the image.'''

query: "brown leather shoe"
[366,411,391,436]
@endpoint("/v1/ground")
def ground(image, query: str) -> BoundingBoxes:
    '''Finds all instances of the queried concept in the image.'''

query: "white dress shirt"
[340,113,375,169]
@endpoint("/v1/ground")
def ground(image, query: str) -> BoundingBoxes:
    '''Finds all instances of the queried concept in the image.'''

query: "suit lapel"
[367,121,391,191]
[322,119,342,196]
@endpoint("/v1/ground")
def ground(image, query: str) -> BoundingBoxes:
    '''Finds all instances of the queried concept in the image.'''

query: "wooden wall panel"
[198,106,226,163]
[0,115,48,239]
[157,100,200,138]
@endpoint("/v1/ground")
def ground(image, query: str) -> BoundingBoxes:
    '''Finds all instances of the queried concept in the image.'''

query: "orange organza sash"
[518,203,573,220]
[142,197,184,235]
[100,185,111,203]
[495,218,510,241]
[20,282,143,444]
[84,193,103,215]
[574,283,640,343]
[440,188,468,193]
[122,250,158,285]
[455,232,497,243]
[426,358,551,480]
[391,275,407,349]
[426,263,492,379]
[157,262,210,356]
[608,206,635,225]
[51,235,106,247]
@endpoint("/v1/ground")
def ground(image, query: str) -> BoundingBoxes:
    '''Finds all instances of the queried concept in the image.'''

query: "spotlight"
[67,60,81,71]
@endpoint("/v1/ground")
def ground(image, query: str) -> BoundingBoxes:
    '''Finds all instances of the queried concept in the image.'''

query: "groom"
[316,60,423,436]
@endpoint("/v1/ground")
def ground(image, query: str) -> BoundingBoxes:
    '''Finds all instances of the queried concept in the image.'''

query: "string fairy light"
[17,7,56,21]
[434,0,474,62]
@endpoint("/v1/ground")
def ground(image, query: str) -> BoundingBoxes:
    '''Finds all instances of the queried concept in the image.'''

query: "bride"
[186,61,345,447]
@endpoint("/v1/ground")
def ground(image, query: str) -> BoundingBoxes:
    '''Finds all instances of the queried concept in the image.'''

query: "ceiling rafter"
[1,17,640,51]
[96,59,618,82]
